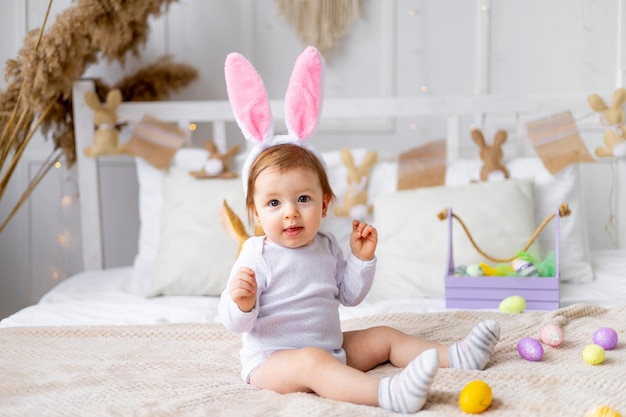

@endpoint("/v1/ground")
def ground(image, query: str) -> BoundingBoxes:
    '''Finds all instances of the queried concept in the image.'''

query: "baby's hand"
[349,220,377,261]
[229,267,257,312]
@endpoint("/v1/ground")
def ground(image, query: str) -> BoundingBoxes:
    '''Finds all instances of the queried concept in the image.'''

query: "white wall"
[1,0,625,318]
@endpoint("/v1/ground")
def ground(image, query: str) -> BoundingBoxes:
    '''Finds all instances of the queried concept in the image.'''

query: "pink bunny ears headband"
[224,46,325,194]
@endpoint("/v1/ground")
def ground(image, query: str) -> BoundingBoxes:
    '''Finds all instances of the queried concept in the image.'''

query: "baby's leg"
[343,326,449,370]
[250,345,439,413]
[448,320,500,370]
[343,320,501,372]
[343,328,441,412]
[249,347,379,406]
[378,349,439,413]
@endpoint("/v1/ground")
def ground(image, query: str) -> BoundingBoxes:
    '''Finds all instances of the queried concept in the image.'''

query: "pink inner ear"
[225,53,273,142]
[285,46,324,140]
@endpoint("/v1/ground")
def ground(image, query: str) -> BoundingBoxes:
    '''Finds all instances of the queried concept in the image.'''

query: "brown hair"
[246,143,335,224]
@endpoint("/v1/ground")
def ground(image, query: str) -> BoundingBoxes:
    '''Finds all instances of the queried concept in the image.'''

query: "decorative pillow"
[146,167,246,296]
[369,180,537,301]
[128,157,166,295]
[129,146,242,296]
[445,157,593,282]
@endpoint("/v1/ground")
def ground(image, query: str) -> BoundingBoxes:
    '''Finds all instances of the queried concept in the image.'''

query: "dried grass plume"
[0,0,198,233]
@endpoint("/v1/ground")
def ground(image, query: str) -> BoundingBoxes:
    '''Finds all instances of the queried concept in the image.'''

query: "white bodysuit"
[218,232,376,382]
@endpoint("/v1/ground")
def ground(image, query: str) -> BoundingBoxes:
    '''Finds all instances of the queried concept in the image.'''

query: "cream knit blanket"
[0,303,624,416]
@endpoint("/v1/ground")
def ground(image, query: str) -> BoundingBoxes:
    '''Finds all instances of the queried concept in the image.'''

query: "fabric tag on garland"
[124,114,186,169]
[526,111,594,174]
[397,139,447,190]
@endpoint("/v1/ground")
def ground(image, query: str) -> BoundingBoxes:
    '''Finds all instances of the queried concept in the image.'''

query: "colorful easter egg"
[593,327,618,350]
[583,344,605,365]
[512,258,539,277]
[584,405,623,417]
[540,323,564,347]
[517,337,544,361]
[453,265,467,276]
[459,380,493,414]
[499,295,526,314]
[466,264,483,277]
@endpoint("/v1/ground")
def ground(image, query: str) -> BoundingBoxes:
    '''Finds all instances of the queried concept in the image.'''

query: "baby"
[218,46,500,414]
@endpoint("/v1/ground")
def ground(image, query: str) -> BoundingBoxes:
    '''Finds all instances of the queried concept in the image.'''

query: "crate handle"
[437,203,571,264]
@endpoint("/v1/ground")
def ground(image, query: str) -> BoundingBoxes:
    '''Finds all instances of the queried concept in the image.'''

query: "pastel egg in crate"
[512,258,539,277]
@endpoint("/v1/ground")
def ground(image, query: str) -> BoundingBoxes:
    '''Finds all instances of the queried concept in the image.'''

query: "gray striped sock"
[448,320,500,370]
[378,348,439,414]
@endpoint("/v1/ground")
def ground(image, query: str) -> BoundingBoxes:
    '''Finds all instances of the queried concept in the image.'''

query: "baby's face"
[252,167,329,248]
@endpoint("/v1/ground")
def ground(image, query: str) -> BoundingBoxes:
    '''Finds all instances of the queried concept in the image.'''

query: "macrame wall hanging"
[275,0,361,55]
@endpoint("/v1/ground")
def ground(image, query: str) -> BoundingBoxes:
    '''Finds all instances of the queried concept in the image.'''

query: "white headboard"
[71,79,622,271]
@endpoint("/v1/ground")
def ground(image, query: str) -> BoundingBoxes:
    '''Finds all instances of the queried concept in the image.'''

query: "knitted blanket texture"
[0,303,624,416]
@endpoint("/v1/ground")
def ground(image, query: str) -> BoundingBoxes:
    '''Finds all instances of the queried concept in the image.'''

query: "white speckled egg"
[517,337,544,361]
[540,323,564,347]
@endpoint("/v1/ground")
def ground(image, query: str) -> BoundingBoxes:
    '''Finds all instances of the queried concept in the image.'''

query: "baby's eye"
[268,199,280,207]
[298,195,310,203]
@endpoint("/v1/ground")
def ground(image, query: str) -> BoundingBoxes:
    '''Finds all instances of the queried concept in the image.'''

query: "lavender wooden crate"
[443,207,560,310]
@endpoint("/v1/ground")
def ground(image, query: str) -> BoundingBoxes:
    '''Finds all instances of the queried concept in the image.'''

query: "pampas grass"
[110,55,199,101]
[0,0,198,234]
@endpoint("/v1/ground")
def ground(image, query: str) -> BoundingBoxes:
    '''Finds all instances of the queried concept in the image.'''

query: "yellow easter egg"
[583,344,605,365]
[459,380,493,414]
[499,295,526,314]
[584,405,622,417]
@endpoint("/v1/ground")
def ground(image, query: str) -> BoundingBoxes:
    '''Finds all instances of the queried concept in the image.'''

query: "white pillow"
[129,147,238,296]
[146,167,246,296]
[128,157,165,295]
[369,180,537,301]
[446,157,593,282]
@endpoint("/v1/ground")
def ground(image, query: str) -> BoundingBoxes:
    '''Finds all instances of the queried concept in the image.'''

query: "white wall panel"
[0,155,31,319]
[416,0,478,95]
[250,1,394,99]
[0,1,21,91]
[490,0,618,94]
[619,0,626,85]
[161,0,245,100]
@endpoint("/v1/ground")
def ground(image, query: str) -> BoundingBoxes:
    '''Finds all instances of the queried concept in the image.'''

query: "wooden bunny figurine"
[190,140,241,179]
[83,89,124,157]
[588,87,626,158]
[471,127,509,181]
[332,148,378,219]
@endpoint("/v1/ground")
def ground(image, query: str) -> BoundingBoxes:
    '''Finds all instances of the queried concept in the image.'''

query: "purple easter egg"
[517,337,544,361]
[593,327,618,350]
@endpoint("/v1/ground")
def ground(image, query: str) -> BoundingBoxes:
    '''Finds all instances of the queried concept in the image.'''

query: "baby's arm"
[349,220,377,261]
[335,222,377,306]
[230,267,257,312]
[218,264,259,333]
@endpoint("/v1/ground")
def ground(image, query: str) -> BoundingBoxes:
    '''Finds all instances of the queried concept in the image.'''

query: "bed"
[1,79,625,416]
